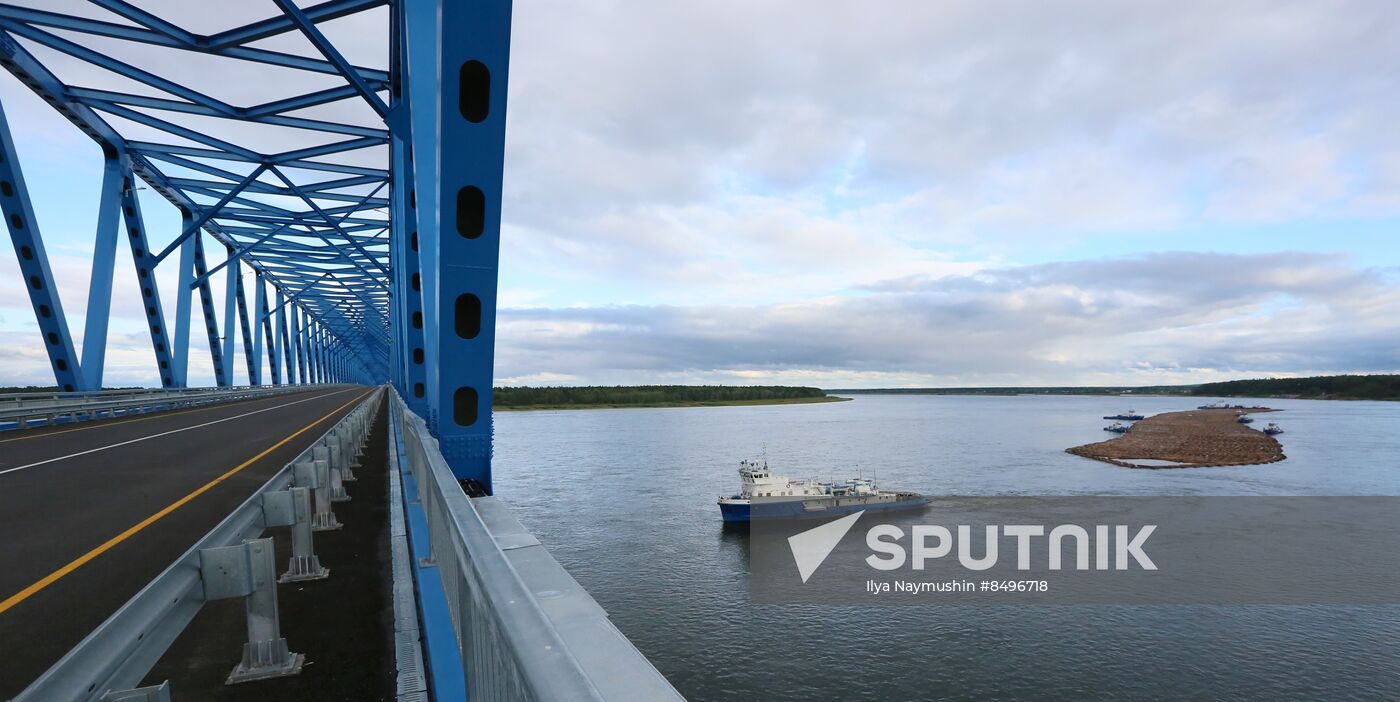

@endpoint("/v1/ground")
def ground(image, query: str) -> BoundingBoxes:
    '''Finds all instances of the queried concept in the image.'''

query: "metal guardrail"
[390,389,685,701]
[14,388,383,701]
[0,385,316,430]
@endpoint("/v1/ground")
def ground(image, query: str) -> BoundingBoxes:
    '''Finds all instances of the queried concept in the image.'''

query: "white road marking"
[0,387,357,477]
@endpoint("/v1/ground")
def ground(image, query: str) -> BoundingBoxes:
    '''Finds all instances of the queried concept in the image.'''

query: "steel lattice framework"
[0,0,508,489]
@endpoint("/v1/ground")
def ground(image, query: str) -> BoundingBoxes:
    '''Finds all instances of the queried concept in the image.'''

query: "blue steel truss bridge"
[0,1,681,699]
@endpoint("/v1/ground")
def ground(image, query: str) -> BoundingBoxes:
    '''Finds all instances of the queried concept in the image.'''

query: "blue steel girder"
[418,0,512,489]
[388,5,428,413]
[151,165,268,263]
[79,156,125,389]
[118,161,177,388]
[221,244,240,383]
[0,96,84,391]
[276,290,291,384]
[236,270,255,384]
[263,280,280,385]
[271,0,390,118]
[171,209,196,386]
[0,0,395,387]
[190,233,228,387]
[291,305,306,384]
[0,0,497,484]
[0,5,389,84]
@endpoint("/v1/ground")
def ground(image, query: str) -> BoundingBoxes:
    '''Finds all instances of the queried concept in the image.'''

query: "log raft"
[1067,408,1285,468]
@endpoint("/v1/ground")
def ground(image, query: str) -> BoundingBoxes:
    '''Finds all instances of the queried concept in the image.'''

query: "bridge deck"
[143,399,395,700]
[0,385,370,698]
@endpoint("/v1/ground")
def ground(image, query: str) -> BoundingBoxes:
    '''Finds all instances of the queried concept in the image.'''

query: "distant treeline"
[1191,375,1400,401]
[0,386,59,394]
[494,385,828,407]
[827,386,1193,396]
[0,385,149,394]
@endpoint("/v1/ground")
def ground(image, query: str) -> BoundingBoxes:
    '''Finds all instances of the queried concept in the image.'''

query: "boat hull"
[719,495,929,522]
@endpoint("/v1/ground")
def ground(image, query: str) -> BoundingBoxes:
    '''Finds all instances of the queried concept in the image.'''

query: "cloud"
[494,252,1400,387]
[2,2,1399,388]
[504,1,1400,262]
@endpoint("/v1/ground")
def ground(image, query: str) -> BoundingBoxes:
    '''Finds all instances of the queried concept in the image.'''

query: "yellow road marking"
[0,388,373,616]
[0,387,340,445]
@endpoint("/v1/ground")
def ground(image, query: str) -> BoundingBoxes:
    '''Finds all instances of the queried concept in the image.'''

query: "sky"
[2,0,1399,388]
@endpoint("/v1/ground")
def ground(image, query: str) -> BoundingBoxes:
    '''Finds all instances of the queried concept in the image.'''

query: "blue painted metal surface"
[259,276,277,386]
[0,97,84,392]
[235,270,256,383]
[80,156,125,390]
[117,163,177,388]
[191,233,228,387]
[171,210,197,388]
[424,0,512,488]
[1,0,503,472]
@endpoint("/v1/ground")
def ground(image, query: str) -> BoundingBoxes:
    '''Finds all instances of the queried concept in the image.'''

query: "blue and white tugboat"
[717,458,928,522]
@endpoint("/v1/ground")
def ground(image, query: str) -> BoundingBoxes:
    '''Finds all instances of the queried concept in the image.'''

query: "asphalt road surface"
[0,384,372,698]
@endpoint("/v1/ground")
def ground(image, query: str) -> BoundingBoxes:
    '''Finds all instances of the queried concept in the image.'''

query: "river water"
[492,395,1400,701]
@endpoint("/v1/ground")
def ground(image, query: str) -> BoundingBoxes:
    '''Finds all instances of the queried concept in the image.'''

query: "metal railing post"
[198,538,304,684]
[262,487,329,582]
[338,427,358,482]
[299,453,341,531]
[327,438,351,502]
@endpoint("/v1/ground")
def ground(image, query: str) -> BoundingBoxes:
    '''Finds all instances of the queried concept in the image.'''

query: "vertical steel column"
[394,144,430,410]
[307,322,318,384]
[404,0,440,414]
[292,305,307,384]
[80,153,125,390]
[0,98,84,392]
[317,326,328,383]
[280,303,294,384]
[303,314,313,383]
[236,269,255,383]
[425,0,512,489]
[119,162,176,388]
[221,245,239,383]
[306,319,318,383]
[170,209,196,388]
[388,2,401,393]
[252,272,267,385]
[273,288,287,385]
[317,323,327,383]
[289,305,300,384]
[192,233,228,386]
[392,0,430,411]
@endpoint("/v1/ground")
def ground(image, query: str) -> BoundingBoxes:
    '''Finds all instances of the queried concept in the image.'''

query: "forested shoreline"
[494,385,838,409]
[6,375,1394,403]
[1189,375,1400,401]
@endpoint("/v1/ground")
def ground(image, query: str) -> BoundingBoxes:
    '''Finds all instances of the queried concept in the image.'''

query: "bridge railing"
[15,388,383,701]
[390,390,684,701]
[0,384,317,430]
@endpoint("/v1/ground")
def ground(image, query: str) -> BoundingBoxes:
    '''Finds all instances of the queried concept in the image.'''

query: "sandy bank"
[1067,408,1285,468]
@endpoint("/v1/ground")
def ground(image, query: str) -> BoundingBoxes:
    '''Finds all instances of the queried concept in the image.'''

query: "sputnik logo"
[787,511,864,583]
